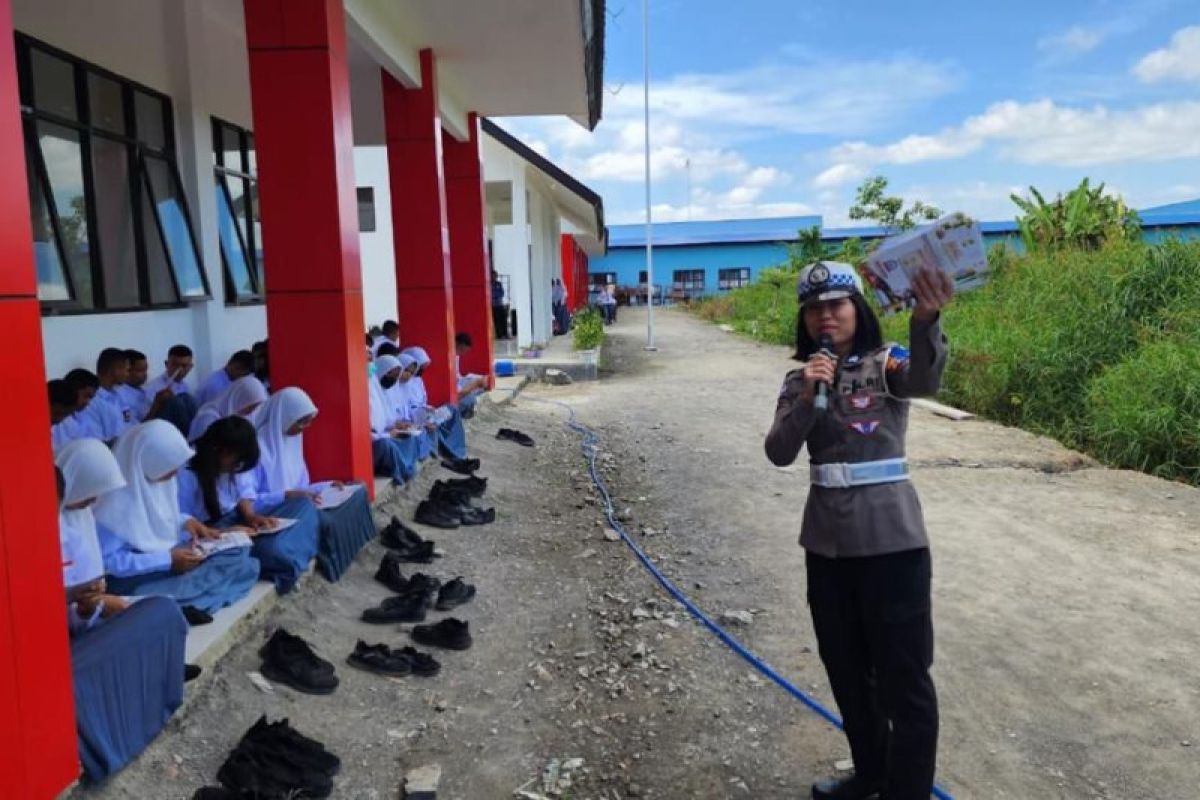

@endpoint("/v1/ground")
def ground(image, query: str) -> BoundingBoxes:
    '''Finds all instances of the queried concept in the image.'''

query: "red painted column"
[244,0,373,489]
[0,0,81,793]
[442,114,494,388]
[577,250,590,310]
[560,234,576,310]
[382,51,458,407]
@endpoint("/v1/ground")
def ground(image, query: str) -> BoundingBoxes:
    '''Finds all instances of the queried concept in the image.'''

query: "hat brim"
[800,288,856,306]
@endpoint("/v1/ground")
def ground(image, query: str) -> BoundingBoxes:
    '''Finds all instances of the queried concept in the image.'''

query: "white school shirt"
[82,386,133,440]
[116,383,152,422]
[51,415,88,452]
[144,372,192,397]
[176,467,258,522]
[195,368,233,407]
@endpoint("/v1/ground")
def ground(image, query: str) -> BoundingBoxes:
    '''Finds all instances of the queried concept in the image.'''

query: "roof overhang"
[482,118,607,254]
[345,0,604,140]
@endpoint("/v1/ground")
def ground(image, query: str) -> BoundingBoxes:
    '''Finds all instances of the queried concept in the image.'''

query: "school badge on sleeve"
[886,345,910,373]
[849,420,881,435]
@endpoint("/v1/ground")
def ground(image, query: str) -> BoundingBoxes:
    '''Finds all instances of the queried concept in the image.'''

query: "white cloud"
[1133,25,1200,83]
[812,163,867,189]
[1038,25,1104,59]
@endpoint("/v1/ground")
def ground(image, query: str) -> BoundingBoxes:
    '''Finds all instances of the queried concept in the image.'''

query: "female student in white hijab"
[400,345,470,461]
[385,352,440,461]
[252,387,375,581]
[368,354,423,484]
[56,439,193,783]
[95,420,260,616]
[187,375,269,442]
[177,415,319,594]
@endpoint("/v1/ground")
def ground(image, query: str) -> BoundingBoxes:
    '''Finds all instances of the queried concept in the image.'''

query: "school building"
[0,0,604,795]
[591,201,1200,300]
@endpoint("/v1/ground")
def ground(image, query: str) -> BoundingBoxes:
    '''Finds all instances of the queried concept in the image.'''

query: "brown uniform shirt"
[764,316,948,558]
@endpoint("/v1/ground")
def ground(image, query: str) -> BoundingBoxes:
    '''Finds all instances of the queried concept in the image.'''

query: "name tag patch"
[848,419,881,436]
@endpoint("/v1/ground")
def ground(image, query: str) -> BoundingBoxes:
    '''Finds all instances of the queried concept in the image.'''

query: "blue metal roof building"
[590,203,1200,298]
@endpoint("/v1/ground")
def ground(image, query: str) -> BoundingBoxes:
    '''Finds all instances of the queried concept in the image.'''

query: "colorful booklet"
[195,530,253,556]
[255,518,298,536]
[862,212,990,314]
[315,484,362,509]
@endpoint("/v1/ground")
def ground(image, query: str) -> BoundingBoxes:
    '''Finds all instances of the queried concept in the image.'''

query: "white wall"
[354,147,398,328]
[18,0,268,381]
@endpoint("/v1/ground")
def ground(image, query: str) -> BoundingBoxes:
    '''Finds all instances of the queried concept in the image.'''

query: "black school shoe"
[458,506,496,526]
[375,552,411,593]
[435,577,477,611]
[428,482,475,508]
[181,605,213,626]
[346,641,412,677]
[440,457,480,476]
[259,629,339,695]
[218,748,334,799]
[243,716,340,776]
[380,516,425,550]
[361,592,428,624]
[441,475,487,496]
[415,500,461,529]
[497,428,535,447]
[397,645,441,677]
[411,617,472,650]
[406,572,443,602]
[810,774,884,800]
[184,664,202,683]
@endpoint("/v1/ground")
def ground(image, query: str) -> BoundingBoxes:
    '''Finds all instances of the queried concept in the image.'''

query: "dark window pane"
[25,141,71,302]
[248,181,263,288]
[90,136,140,307]
[221,123,242,172]
[30,48,77,120]
[140,176,178,305]
[37,121,93,306]
[88,73,125,134]
[246,133,256,174]
[357,187,375,232]
[144,156,204,297]
[226,174,249,247]
[135,91,166,150]
[216,176,255,298]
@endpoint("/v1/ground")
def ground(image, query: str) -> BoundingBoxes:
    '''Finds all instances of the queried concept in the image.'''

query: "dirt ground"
[81,307,1200,800]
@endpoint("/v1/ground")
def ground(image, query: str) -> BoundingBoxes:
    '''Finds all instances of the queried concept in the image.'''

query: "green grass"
[693,239,1200,485]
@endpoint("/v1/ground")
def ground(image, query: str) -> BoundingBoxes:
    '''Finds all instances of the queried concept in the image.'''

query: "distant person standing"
[491,271,509,340]
[598,283,618,325]
[552,279,569,335]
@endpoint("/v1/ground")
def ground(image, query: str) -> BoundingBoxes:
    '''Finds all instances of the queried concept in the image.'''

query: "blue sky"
[499,0,1199,227]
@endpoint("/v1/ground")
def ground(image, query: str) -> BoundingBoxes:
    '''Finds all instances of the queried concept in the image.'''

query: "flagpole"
[643,0,656,351]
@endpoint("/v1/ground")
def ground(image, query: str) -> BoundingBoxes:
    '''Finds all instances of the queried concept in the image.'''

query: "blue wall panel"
[590,242,792,294]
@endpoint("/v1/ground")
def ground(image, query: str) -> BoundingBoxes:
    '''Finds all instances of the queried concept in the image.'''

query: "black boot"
[811,774,884,800]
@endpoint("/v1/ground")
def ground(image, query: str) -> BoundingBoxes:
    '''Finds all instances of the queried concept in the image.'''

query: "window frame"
[672,269,706,293]
[356,186,376,233]
[589,271,616,289]
[212,116,263,306]
[18,33,210,315]
[718,267,751,290]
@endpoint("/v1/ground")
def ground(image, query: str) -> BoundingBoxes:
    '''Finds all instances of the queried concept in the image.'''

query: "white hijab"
[368,355,402,433]
[387,354,418,421]
[94,420,195,553]
[401,348,431,407]
[255,387,318,492]
[189,375,269,441]
[56,439,127,587]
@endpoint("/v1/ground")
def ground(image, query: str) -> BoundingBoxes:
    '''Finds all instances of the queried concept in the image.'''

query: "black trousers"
[491,304,508,339]
[806,547,938,800]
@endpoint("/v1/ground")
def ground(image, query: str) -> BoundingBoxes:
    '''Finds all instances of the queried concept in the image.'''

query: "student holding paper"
[368,355,424,482]
[188,375,269,442]
[401,346,469,461]
[764,261,953,800]
[177,416,319,594]
[95,420,260,615]
[253,387,375,581]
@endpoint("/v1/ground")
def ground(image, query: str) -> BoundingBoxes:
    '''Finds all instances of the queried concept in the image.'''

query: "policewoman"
[765,261,953,800]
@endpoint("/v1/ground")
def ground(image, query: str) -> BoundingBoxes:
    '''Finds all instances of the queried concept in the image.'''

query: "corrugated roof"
[1140,198,1200,216]
[607,215,821,247]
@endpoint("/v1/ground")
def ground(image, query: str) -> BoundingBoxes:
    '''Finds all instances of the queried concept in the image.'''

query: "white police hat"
[797,261,863,306]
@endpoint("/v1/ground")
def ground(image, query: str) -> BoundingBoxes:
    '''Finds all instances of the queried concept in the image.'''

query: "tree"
[1011,178,1142,253]
[789,224,827,268]
[849,175,941,233]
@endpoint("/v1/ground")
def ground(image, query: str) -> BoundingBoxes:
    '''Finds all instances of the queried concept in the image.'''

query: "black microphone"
[813,333,834,412]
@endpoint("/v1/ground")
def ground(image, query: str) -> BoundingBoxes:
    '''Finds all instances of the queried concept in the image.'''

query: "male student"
[63,369,106,440]
[143,345,199,436]
[252,340,270,391]
[85,348,135,442]
[195,350,255,406]
[117,349,154,422]
[454,333,489,417]
[371,320,400,357]
[49,379,88,451]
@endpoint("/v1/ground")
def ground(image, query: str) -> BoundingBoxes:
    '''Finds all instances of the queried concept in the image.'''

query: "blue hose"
[519,394,954,800]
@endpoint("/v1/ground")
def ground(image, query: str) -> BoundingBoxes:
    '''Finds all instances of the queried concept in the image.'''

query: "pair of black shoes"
[497,428,535,447]
[366,563,475,622]
[811,774,884,799]
[346,641,441,677]
[441,456,480,476]
[416,484,496,529]
[380,516,438,562]
[213,716,340,799]
[411,617,473,650]
[259,628,339,695]
[434,475,488,497]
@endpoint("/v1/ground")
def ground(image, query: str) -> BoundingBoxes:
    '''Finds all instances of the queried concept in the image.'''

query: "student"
[253,388,375,581]
[55,440,130,635]
[63,369,107,439]
[95,420,260,615]
[143,345,200,436]
[371,319,400,357]
[375,341,400,359]
[764,261,953,800]
[401,346,469,461]
[598,283,618,324]
[454,333,488,416]
[251,340,270,391]
[176,416,319,594]
[188,375,269,442]
[58,442,190,783]
[50,379,89,452]
[368,355,423,483]
[491,271,509,340]
[84,349,136,442]
[195,350,256,406]
[117,349,154,422]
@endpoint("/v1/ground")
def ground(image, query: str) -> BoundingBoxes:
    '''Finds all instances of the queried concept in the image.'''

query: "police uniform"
[764,261,948,800]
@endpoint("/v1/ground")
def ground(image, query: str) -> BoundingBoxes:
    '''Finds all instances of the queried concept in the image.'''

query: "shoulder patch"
[886,344,910,373]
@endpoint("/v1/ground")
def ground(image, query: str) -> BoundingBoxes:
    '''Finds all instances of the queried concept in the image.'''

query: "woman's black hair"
[793,294,884,361]
[189,416,260,522]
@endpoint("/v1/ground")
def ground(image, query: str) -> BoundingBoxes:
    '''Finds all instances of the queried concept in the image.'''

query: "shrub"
[572,307,606,351]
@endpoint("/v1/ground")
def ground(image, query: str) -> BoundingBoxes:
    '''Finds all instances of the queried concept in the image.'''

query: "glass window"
[37,121,93,306]
[90,136,140,307]
[134,90,166,151]
[31,49,77,120]
[220,124,243,171]
[212,118,263,304]
[673,269,705,292]
[87,74,125,134]
[216,176,256,297]
[144,156,204,297]
[357,187,376,232]
[718,268,751,290]
[24,140,72,302]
